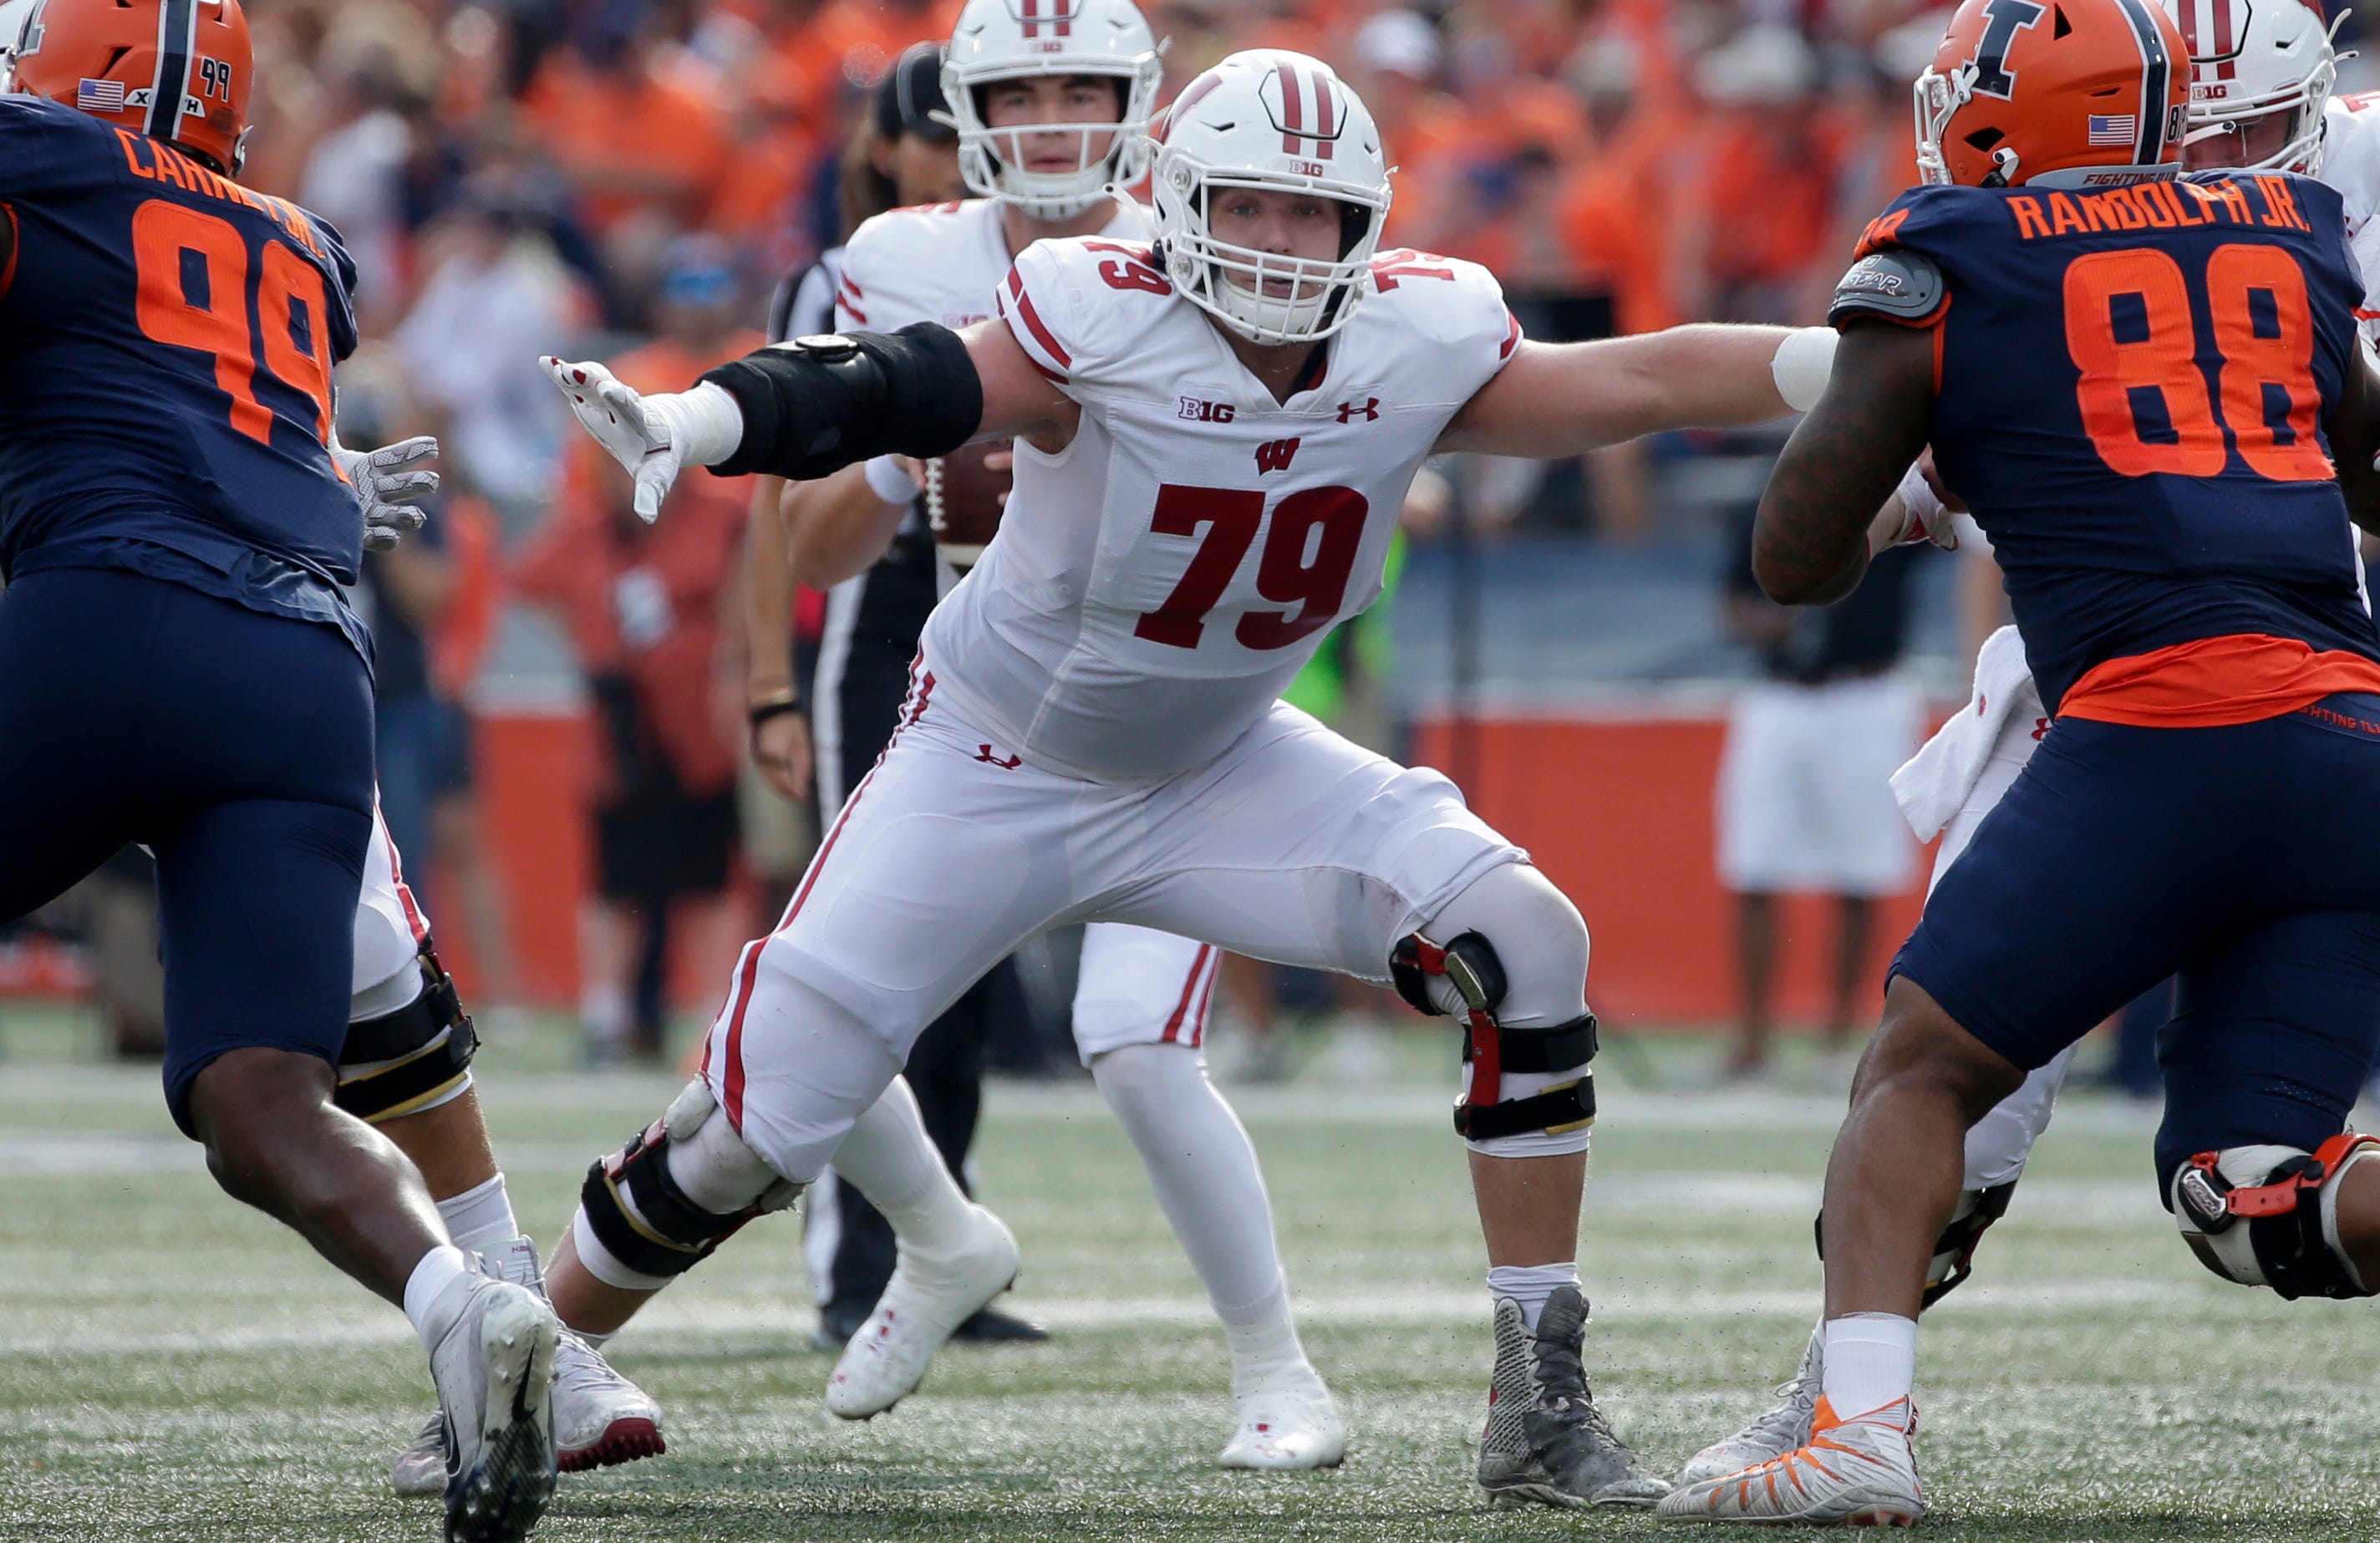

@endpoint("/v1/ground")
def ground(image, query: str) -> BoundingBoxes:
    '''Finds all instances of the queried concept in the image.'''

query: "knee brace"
[334,942,477,1123]
[1391,930,1597,1143]
[2172,1134,2380,1301]
[578,1080,804,1284]
[1813,1179,2018,1311]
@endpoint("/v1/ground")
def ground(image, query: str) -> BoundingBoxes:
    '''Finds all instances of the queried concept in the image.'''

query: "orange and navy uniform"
[1848,171,2380,724]
[1864,168,2380,1184]
[0,94,377,1137]
[0,97,364,649]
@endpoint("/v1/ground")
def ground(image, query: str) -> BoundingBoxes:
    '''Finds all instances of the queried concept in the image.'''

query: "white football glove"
[1876,458,1960,554]
[333,434,440,552]
[542,357,746,522]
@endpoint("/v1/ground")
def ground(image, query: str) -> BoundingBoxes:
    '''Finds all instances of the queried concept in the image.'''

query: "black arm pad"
[702,323,984,480]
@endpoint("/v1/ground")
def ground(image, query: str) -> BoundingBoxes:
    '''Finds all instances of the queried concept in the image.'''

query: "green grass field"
[3,1006,2376,1542]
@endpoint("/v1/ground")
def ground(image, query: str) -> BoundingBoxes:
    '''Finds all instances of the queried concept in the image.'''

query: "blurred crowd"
[38,0,2370,1056]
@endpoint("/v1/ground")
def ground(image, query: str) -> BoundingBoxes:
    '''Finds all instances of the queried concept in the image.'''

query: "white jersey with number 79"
[923,234,1521,780]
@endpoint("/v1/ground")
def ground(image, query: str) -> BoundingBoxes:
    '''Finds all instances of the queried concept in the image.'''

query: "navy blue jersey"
[1848,172,2379,710]
[0,99,366,638]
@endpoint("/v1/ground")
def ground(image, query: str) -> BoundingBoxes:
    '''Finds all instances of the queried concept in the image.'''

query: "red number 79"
[1132,482,1371,650]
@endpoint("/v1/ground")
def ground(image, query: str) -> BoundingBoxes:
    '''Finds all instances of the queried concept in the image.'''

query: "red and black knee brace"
[1391,930,1598,1142]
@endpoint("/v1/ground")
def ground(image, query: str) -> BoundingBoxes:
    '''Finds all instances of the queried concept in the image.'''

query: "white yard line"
[0,1278,2198,1358]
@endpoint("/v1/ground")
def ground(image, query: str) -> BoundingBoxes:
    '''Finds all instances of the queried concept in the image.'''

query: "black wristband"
[748,699,803,729]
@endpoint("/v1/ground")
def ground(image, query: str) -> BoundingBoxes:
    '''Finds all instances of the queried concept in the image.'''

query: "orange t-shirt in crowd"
[520,49,733,232]
[516,331,764,802]
[2058,634,2380,729]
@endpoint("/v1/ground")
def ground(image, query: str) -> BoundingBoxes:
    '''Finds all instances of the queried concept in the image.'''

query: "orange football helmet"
[1915,0,2190,189]
[4,0,254,175]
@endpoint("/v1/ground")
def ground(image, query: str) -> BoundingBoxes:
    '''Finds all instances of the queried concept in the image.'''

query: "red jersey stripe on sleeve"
[1000,266,1072,379]
[0,204,18,302]
[1498,310,1522,360]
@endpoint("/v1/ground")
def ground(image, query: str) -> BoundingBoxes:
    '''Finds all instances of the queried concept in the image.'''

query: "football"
[923,440,1012,569]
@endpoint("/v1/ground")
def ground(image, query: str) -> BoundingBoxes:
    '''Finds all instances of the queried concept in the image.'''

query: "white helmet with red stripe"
[2167,0,2341,172]
[942,0,1162,219]
[1147,49,1391,345]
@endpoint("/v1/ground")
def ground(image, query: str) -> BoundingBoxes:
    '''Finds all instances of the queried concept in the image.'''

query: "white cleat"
[425,1273,560,1543]
[825,1203,1020,1419]
[553,1329,665,1473]
[391,1410,448,1500]
[1219,1365,1346,1470]
[1678,1328,1823,1485]
[395,1332,664,1495]
[1656,1397,1922,1527]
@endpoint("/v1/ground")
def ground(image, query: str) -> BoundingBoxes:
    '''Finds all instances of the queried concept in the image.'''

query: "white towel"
[1890,625,2039,842]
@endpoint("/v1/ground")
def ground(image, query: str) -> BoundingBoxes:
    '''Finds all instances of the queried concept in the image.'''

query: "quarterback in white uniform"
[765,2,1346,1471]
[544,48,1835,1506]
[1674,0,2378,1490]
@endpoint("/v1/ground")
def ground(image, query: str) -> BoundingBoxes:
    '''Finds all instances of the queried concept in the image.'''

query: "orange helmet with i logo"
[1915,0,2191,189]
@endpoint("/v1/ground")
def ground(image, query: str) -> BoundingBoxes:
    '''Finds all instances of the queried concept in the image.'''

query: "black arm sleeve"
[701,323,983,481]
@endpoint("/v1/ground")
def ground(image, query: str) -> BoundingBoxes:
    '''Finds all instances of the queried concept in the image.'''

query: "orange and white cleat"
[1655,1396,1922,1527]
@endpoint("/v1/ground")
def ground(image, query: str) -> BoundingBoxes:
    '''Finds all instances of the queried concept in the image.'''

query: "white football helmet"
[1148,50,1391,346]
[2168,0,2342,173]
[942,0,1162,219]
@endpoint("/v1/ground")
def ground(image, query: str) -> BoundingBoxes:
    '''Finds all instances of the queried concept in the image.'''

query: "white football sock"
[831,1077,977,1259]
[1091,1043,1300,1363]
[1487,1261,1579,1332]
[1219,1286,1310,1394]
[437,1174,522,1257]
[1821,1312,1917,1425]
[403,1245,474,1351]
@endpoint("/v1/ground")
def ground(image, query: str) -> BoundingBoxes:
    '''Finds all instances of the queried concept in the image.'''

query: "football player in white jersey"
[1672,0,2375,1491]
[764,3,1347,1470]
[542,48,1856,1508]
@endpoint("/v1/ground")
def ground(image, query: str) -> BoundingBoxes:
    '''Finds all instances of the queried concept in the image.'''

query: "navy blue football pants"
[1895,695,2380,1199]
[0,567,374,1134]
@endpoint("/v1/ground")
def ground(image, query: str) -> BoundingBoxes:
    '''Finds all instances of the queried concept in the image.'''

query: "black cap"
[875,43,956,144]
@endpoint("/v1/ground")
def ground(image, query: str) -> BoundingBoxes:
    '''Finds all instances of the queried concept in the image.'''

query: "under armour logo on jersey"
[1178,396,1236,423]
[975,744,1023,769]
[1264,57,1342,160]
[1254,438,1301,474]
[1969,0,2047,99]
[1336,398,1380,424]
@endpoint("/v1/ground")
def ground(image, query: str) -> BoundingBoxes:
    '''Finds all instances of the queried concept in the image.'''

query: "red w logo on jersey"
[1254,438,1300,474]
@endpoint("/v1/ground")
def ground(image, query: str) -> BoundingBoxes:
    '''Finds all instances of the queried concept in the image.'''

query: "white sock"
[1219,1286,1310,1393]
[1091,1044,1295,1341]
[582,983,628,1044]
[1821,1312,1917,1425]
[1487,1261,1580,1332]
[436,1174,522,1257]
[832,1077,976,1257]
[403,1245,474,1351]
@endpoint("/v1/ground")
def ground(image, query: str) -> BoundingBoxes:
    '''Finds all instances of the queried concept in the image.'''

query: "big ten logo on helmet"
[1178,396,1235,423]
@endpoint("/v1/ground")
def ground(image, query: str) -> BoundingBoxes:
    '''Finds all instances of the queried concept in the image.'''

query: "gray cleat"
[424,1270,559,1542]
[1677,1327,1823,1485]
[1477,1287,1670,1510]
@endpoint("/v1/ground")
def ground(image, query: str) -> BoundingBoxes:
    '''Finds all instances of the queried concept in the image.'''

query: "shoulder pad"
[1828,247,1946,329]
